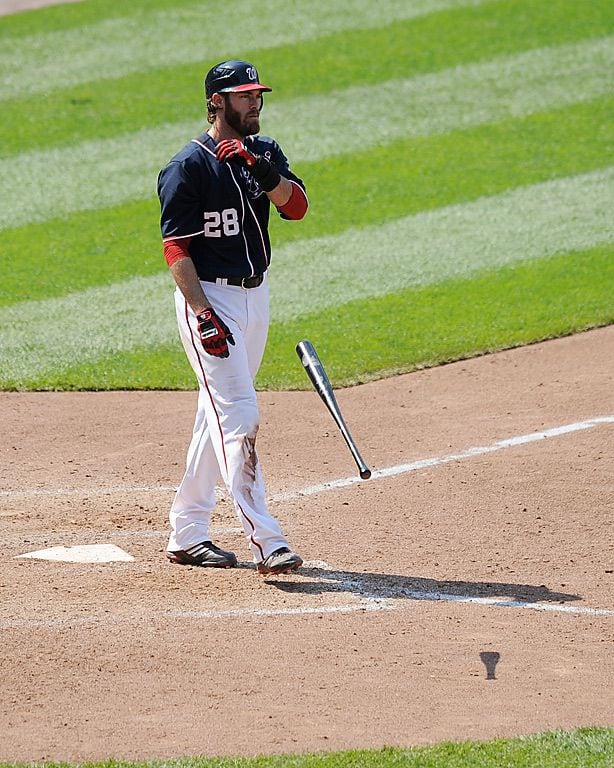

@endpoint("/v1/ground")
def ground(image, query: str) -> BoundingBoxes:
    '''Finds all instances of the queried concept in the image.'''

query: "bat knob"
[360,468,372,480]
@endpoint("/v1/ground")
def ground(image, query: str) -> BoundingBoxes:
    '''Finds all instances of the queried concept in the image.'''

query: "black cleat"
[167,541,237,568]
[257,547,303,575]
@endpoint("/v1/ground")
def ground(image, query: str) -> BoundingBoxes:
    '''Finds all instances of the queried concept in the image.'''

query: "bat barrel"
[296,339,372,480]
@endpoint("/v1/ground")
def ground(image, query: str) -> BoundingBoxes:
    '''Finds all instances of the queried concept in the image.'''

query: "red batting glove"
[216,139,281,192]
[196,308,235,358]
[215,139,257,168]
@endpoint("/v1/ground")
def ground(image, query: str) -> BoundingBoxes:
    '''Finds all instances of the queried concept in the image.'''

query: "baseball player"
[157,60,308,574]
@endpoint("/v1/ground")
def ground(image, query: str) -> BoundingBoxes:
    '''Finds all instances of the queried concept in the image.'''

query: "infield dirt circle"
[1,326,613,762]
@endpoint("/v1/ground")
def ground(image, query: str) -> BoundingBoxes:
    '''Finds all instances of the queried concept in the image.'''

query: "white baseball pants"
[167,275,289,563]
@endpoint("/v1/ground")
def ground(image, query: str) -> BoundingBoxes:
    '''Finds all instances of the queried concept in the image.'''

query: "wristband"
[249,156,281,192]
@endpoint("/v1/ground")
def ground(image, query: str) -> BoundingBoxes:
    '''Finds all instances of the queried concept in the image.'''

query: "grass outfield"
[6,244,611,391]
[0,0,612,390]
[1,728,613,767]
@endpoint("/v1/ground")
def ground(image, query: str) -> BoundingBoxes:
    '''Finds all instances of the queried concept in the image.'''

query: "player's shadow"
[263,565,581,605]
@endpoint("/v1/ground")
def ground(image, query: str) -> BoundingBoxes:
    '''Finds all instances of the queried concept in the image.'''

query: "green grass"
[272,96,614,242]
[262,244,614,389]
[2,728,612,767]
[6,243,610,392]
[5,35,611,234]
[0,0,612,391]
[1,0,612,155]
[2,97,611,307]
[0,0,189,37]
[0,198,163,307]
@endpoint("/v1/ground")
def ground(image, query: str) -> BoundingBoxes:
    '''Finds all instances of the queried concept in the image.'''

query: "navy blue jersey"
[157,132,305,280]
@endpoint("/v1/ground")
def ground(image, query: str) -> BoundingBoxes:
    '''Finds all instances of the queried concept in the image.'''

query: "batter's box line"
[165,560,614,622]
[271,416,614,501]
[1,415,612,502]
[0,527,242,546]
[302,561,614,614]
[163,560,396,621]
[165,599,614,622]
[166,603,395,621]
[398,591,614,617]
[283,559,395,607]
[1,596,611,631]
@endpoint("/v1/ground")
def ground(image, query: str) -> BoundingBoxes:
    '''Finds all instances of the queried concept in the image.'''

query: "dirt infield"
[1,326,613,762]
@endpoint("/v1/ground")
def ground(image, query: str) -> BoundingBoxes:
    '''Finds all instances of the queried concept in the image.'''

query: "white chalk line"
[162,558,614,620]
[0,605,393,630]
[167,599,614,620]
[3,416,613,625]
[2,587,611,631]
[166,578,614,620]
[2,556,612,628]
[0,483,178,499]
[398,592,614,617]
[2,416,612,503]
[167,603,396,621]
[273,416,614,500]
[0,527,243,546]
[4,551,613,628]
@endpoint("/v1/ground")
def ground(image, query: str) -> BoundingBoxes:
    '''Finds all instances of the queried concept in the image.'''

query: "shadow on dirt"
[264,565,581,605]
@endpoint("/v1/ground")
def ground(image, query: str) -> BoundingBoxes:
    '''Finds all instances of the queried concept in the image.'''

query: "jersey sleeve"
[157,159,204,241]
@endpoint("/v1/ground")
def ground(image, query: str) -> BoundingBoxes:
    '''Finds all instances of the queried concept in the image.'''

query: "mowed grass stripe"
[1,36,610,232]
[0,0,197,37]
[275,97,614,242]
[0,0,491,100]
[3,0,611,156]
[268,35,613,159]
[269,167,613,320]
[0,168,610,383]
[262,244,614,389]
[7,245,612,391]
[2,97,610,306]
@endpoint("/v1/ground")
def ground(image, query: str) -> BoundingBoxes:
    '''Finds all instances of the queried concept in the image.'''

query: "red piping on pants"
[184,300,265,561]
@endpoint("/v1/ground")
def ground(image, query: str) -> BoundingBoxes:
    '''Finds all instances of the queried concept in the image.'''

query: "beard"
[224,95,261,137]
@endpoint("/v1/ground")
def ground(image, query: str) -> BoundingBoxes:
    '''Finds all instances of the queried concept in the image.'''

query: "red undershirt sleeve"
[163,237,192,268]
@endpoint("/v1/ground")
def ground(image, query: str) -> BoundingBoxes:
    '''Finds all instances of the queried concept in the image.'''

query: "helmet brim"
[217,83,272,94]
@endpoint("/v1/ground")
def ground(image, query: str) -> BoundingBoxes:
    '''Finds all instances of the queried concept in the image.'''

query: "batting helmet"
[205,60,272,99]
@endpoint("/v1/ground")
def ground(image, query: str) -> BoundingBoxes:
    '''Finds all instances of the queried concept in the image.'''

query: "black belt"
[203,274,265,289]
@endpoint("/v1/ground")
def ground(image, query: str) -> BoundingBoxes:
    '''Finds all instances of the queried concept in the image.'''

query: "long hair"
[206,96,218,124]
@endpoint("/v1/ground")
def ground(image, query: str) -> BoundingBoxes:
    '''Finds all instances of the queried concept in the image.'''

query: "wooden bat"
[296,340,371,479]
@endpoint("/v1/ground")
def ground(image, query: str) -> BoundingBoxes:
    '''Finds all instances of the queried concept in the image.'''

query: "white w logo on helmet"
[246,67,257,81]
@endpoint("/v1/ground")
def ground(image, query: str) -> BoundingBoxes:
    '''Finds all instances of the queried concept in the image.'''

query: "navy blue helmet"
[205,60,272,99]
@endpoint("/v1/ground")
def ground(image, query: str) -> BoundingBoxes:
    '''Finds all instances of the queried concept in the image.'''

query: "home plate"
[16,544,134,563]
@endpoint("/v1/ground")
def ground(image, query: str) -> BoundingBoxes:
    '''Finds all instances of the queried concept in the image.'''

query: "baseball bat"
[296,340,371,480]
